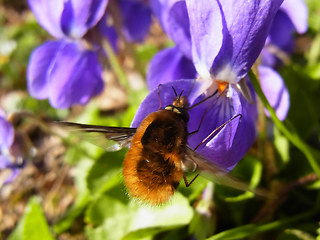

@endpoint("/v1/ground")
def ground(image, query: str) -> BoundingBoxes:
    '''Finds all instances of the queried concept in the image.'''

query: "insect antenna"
[178,90,184,98]
[193,114,242,151]
[171,86,178,97]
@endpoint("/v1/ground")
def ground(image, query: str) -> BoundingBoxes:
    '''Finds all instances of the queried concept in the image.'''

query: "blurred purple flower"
[0,109,22,185]
[27,40,104,108]
[147,0,196,90]
[117,0,152,42]
[262,0,308,67]
[259,0,308,120]
[27,0,109,109]
[27,0,153,109]
[258,66,290,121]
[135,0,283,170]
[147,46,196,89]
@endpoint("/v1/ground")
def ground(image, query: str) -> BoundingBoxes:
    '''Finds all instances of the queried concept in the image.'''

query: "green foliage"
[8,198,55,240]
[85,187,193,240]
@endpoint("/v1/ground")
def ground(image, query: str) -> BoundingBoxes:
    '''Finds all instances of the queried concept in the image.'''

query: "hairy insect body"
[55,93,257,204]
[123,110,188,204]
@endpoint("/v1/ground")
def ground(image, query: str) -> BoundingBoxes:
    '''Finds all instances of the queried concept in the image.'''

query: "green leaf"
[54,158,93,234]
[86,150,126,196]
[85,187,193,240]
[8,198,55,240]
[274,127,290,165]
[214,155,263,202]
[207,209,316,240]
[277,229,316,240]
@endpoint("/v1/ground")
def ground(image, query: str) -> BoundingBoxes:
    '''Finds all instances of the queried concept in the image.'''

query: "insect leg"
[183,173,200,187]
[188,90,220,135]
[157,84,163,110]
[193,114,242,151]
[188,105,210,135]
[187,89,219,110]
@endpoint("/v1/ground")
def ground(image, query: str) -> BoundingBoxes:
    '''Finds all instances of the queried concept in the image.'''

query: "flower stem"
[101,38,130,91]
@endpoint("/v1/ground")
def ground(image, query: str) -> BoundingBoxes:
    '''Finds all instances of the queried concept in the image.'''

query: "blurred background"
[0,0,320,239]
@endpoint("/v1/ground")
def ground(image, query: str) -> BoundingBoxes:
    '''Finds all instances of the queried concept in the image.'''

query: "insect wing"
[52,121,137,151]
[184,146,267,196]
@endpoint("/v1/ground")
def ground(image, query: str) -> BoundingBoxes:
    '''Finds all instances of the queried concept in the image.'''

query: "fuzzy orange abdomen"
[122,110,188,205]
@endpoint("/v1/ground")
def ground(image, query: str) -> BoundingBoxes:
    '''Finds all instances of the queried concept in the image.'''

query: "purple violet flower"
[27,0,109,109]
[149,0,294,121]
[135,0,283,170]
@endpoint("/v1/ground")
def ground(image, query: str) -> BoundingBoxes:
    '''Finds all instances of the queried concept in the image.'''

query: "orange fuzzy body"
[123,110,188,205]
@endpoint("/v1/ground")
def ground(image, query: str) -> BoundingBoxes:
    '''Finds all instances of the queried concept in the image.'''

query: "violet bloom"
[0,109,21,185]
[259,0,308,120]
[97,0,152,48]
[262,0,308,67]
[27,0,109,109]
[134,0,283,170]
[117,0,152,42]
[27,0,152,109]
[149,0,293,121]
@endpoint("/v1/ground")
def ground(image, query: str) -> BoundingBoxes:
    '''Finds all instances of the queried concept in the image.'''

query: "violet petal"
[4,168,21,184]
[0,116,14,150]
[27,40,65,100]
[162,0,192,58]
[118,0,152,42]
[280,0,308,34]
[260,47,278,68]
[97,14,118,52]
[28,0,65,38]
[269,10,295,53]
[150,0,192,57]
[48,42,103,108]
[212,0,284,81]
[61,0,109,38]
[131,79,203,127]
[147,47,197,90]
[186,0,224,77]
[188,86,257,170]
[258,65,290,121]
[0,155,12,169]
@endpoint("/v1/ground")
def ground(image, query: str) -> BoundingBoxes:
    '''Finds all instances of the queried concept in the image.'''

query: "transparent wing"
[52,121,137,151]
[184,146,268,196]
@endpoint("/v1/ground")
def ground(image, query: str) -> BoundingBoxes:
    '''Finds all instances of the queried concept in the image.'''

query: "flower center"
[216,81,228,94]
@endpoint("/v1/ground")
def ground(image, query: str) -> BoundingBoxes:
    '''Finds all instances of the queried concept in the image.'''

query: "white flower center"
[215,64,238,84]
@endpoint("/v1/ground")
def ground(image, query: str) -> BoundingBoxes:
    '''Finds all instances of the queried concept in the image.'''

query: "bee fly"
[56,87,263,204]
